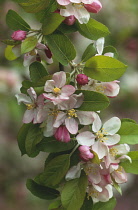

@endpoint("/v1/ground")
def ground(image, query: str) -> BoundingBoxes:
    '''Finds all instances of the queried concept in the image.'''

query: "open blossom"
[11,30,27,41]
[110,164,127,184]
[43,71,75,105]
[15,87,45,124]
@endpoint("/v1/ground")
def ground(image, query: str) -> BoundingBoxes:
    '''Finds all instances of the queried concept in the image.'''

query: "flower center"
[88,187,99,198]
[26,103,36,110]
[67,109,77,119]
[96,129,108,142]
[110,148,118,156]
[95,84,106,93]
[72,3,84,8]
[52,87,61,95]
[116,166,123,174]
[49,109,60,118]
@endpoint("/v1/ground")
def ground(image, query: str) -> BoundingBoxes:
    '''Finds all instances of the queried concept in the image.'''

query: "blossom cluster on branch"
[3,0,138,209]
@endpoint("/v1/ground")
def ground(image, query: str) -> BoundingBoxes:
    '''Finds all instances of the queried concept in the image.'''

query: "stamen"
[110,148,118,156]
[52,87,61,95]
[26,104,36,110]
[67,109,77,119]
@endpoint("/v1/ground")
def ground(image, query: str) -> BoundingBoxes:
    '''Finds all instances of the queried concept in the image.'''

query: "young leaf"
[42,13,65,35]
[29,61,48,83]
[45,31,76,65]
[5,45,17,61]
[118,121,138,144]
[40,154,70,187]
[26,179,60,200]
[19,0,49,13]
[37,137,76,153]
[120,151,138,174]
[75,90,110,111]
[92,197,117,210]
[76,18,110,40]
[84,55,127,82]
[21,36,38,54]
[81,43,96,62]
[6,9,30,31]
[61,171,88,210]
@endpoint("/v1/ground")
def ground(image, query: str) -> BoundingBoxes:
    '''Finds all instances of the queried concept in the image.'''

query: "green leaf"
[48,200,62,210]
[29,61,48,83]
[45,31,76,65]
[103,46,118,59]
[17,123,31,155]
[81,43,96,62]
[2,39,21,46]
[61,172,88,210]
[25,124,43,157]
[118,121,138,144]
[21,36,38,54]
[84,55,127,82]
[26,179,60,200]
[76,18,110,40]
[120,151,138,174]
[58,23,78,34]
[40,154,70,187]
[92,197,117,210]
[19,0,49,13]
[113,181,122,195]
[37,137,76,153]
[80,196,93,210]
[6,9,30,31]
[42,13,65,35]
[5,45,17,61]
[75,90,110,111]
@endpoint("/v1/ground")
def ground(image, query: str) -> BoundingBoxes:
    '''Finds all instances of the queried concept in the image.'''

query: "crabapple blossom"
[110,164,127,184]
[43,71,75,105]
[54,125,71,142]
[84,0,102,13]
[15,87,45,124]
[11,30,27,41]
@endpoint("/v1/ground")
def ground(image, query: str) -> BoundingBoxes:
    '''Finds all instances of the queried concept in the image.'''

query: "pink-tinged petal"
[58,96,77,110]
[37,94,44,106]
[43,116,55,137]
[53,112,66,128]
[23,53,36,67]
[101,81,120,97]
[113,144,130,155]
[104,134,120,146]
[27,87,37,101]
[61,85,75,96]
[92,113,102,132]
[36,43,47,50]
[37,107,47,123]
[73,93,84,108]
[92,141,107,159]
[57,0,70,5]
[44,80,55,92]
[52,71,66,88]
[43,93,56,100]
[103,117,121,135]
[15,93,32,105]
[112,167,127,184]
[32,109,39,124]
[76,131,95,146]
[38,49,53,64]
[96,37,104,55]
[23,109,34,123]
[65,117,78,134]
[77,111,95,125]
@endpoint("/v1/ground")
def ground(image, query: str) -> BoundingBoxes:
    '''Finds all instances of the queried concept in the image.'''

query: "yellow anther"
[26,104,36,110]
[116,166,123,174]
[52,87,61,94]
[49,109,60,118]
[95,84,106,93]
[67,109,77,118]
[110,148,118,156]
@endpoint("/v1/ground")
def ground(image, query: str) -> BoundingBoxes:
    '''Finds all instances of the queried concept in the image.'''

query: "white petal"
[113,144,130,155]
[65,118,78,134]
[92,113,102,132]
[44,80,55,92]
[92,141,107,159]
[23,109,34,123]
[76,131,95,146]
[104,134,120,146]
[52,71,66,88]
[77,111,95,125]
[53,112,66,128]
[96,37,105,55]
[27,87,37,101]
[15,93,32,105]
[103,117,121,135]
[65,163,81,181]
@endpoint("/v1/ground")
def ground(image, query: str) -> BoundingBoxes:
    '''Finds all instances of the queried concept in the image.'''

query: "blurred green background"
[0,0,138,209]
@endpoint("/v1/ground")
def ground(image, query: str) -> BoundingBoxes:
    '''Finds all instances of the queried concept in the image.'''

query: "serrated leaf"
[76,18,110,40]
[6,9,30,31]
[45,31,76,65]
[29,61,48,83]
[61,172,88,210]
[5,45,17,61]
[92,197,117,210]
[120,151,138,174]
[75,90,110,111]
[118,121,138,144]
[19,0,49,13]
[21,36,38,54]
[84,55,127,82]
[81,43,96,62]
[26,179,60,200]
[40,154,70,187]
[37,137,76,153]
[42,13,65,35]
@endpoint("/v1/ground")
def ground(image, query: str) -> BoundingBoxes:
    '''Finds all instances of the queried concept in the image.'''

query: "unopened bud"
[64,15,76,25]
[76,74,89,85]
[79,145,94,161]
[84,0,102,13]
[11,30,27,41]
[54,125,70,143]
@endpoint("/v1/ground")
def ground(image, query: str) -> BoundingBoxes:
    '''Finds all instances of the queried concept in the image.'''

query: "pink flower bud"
[45,45,52,59]
[11,30,27,41]
[76,74,89,85]
[54,125,70,143]
[64,15,76,25]
[79,145,94,161]
[84,0,102,14]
